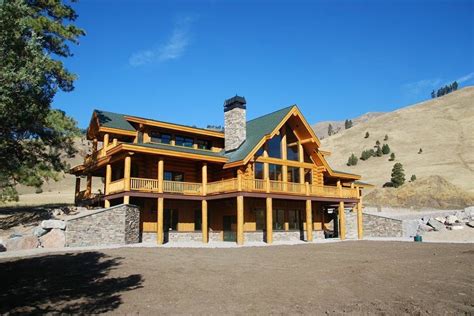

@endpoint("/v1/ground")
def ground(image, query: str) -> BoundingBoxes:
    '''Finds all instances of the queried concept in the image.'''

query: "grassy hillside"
[312,112,385,139]
[320,86,474,192]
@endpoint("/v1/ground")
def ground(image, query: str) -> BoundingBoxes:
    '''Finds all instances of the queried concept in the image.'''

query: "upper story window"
[175,135,194,147]
[267,135,281,158]
[137,131,144,143]
[150,131,171,144]
[197,139,212,150]
[287,166,300,183]
[269,164,282,181]
[164,171,184,182]
[286,125,299,161]
[254,162,264,179]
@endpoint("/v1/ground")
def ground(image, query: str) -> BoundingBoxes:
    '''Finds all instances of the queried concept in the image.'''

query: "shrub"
[382,143,390,155]
[389,152,395,161]
[383,182,394,188]
[410,174,417,182]
[360,150,371,161]
[35,187,43,194]
[375,146,383,157]
[375,140,380,146]
[384,134,388,141]
[391,163,405,188]
[418,148,423,154]
[347,153,358,166]
[364,132,369,138]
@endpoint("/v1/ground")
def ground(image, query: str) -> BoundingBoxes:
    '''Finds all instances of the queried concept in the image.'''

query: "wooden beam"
[202,163,207,196]
[237,196,244,245]
[266,197,273,244]
[99,126,136,137]
[158,158,164,193]
[339,201,346,240]
[102,133,109,156]
[202,200,208,243]
[306,200,313,242]
[255,156,315,169]
[74,177,81,205]
[85,174,92,197]
[157,197,164,244]
[123,195,130,204]
[357,187,363,239]
[105,164,112,196]
[124,156,131,191]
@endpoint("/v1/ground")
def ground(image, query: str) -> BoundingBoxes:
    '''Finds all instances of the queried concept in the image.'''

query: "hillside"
[320,86,474,193]
[312,112,385,139]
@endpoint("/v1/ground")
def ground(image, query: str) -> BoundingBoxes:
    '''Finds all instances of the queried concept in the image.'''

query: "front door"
[223,215,236,242]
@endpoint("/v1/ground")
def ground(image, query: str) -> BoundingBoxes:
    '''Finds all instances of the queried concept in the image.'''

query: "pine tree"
[360,150,372,161]
[364,131,369,138]
[418,148,423,154]
[375,146,383,157]
[452,81,458,91]
[382,143,390,154]
[431,90,436,98]
[328,124,334,136]
[410,174,417,182]
[347,153,358,166]
[390,163,405,188]
[344,119,353,129]
[389,152,396,161]
[375,140,380,146]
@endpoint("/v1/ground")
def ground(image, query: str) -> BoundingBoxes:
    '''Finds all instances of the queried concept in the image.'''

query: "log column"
[266,197,273,244]
[306,200,313,242]
[102,133,109,156]
[104,163,112,208]
[202,163,208,243]
[123,155,131,204]
[339,201,346,240]
[85,174,92,198]
[357,187,363,239]
[74,177,81,205]
[237,196,244,245]
[157,197,164,244]
[157,158,164,193]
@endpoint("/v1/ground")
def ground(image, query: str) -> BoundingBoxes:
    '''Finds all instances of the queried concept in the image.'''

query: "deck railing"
[207,178,238,194]
[108,179,125,194]
[163,180,202,195]
[131,178,159,192]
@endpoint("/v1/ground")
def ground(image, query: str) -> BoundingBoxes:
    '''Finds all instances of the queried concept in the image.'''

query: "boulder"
[466,221,474,228]
[445,215,458,225]
[427,218,446,231]
[464,206,474,216]
[418,223,433,232]
[454,211,468,221]
[435,217,446,224]
[39,229,65,248]
[41,219,66,230]
[0,239,5,252]
[33,226,49,237]
[447,225,464,231]
[5,236,40,251]
[52,208,64,217]
[420,217,430,225]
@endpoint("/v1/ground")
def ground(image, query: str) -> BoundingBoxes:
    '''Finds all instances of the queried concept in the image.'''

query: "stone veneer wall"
[345,210,358,240]
[66,204,140,247]
[224,107,246,151]
[362,213,403,237]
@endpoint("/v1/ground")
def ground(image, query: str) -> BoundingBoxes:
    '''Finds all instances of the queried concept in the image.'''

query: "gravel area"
[0,241,473,314]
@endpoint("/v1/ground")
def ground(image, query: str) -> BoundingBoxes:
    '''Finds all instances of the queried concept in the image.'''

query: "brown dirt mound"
[364,175,474,209]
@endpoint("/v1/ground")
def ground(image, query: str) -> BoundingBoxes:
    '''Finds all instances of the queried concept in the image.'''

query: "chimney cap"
[224,95,246,112]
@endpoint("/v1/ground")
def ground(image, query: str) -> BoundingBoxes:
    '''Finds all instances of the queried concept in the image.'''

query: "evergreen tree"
[431,90,436,98]
[328,123,334,136]
[390,163,405,188]
[452,81,458,91]
[375,140,380,146]
[360,150,372,161]
[375,146,383,157]
[418,148,423,154]
[347,153,358,166]
[410,174,417,182]
[344,119,353,129]
[382,143,390,154]
[0,0,84,202]
[384,134,388,141]
[364,131,369,138]
[389,152,396,161]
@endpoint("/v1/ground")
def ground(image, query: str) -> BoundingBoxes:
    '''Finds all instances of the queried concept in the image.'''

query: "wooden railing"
[108,179,125,194]
[131,178,159,192]
[163,180,202,195]
[207,178,238,194]
[287,182,306,194]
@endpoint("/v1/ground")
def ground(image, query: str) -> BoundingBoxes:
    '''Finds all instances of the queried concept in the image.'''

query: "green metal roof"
[224,105,295,163]
[133,142,225,158]
[94,109,136,132]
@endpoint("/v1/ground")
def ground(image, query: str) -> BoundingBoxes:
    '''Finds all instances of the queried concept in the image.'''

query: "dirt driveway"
[0,241,473,314]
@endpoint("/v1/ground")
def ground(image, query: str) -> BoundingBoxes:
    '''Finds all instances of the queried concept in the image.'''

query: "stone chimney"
[224,95,247,152]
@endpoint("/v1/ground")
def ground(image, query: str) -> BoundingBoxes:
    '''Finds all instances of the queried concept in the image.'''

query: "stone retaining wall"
[66,204,140,247]
[362,213,403,237]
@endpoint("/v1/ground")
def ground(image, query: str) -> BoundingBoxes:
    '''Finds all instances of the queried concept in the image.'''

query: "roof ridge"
[246,105,295,123]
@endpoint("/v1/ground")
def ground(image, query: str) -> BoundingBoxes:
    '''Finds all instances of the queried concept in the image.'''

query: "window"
[304,150,312,163]
[195,209,202,231]
[150,131,171,144]
[269,164,282,181]
[304,168,312,184]
[286,125,299,161]
[164,209,178,231]
[287,166,300,183]
[255,209,265,230]
[137,131,143,143]
[176,135,194,147]
[197,139,211,150]
[272,209,285,230]
[267,135,281,158]
[255,145,264,157]
[254,162,264,179]
[164,171,184,182]
[288,210,301,230]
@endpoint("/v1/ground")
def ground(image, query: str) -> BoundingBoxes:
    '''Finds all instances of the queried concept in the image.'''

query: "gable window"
[254,162,264,179]
[286,125,299,161]
[175,135,194,147]
[197,139,212,150]
[150,131,171,144]
[164,171,184,182]
[269,164,282,181]
[287,166,300,183]
[267,135,281,158]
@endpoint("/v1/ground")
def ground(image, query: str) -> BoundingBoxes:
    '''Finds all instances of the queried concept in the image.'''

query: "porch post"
[266,197,273,244]
[339,201,346,240]
[237,196,244,245]
[124,155,131,204]
[157,197,164,244]
[158,158,164,193]
[357,187,363,239]
[281,127,288,191]
[202,200,208,243]
[306,200,313,242]
[102,133,109,156]
[104,163,111,208]
[284,210,289,231]
[74,177,81,205]
[202,163,207,195]
[85,174,92,198]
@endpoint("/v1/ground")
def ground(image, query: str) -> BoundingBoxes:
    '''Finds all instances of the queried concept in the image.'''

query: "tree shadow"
[0,251,143,314]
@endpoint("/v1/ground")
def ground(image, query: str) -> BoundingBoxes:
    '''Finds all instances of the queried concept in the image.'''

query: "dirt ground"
[0,241,473,314]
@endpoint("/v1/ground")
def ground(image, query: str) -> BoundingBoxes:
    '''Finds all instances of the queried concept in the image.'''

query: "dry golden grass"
[321,86,474,193]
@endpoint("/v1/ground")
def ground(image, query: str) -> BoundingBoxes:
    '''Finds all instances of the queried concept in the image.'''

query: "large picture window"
[175,135,194,147]
[150,132,171,144]
[288,210,301,230]
[272,209,285,230]
[267,135,281,158]
[287,166,300,183]
[255,209,265,230]
[197,139,211,150]
[269,164,282,181]
[286,125,299,161]
[254,162,264,179]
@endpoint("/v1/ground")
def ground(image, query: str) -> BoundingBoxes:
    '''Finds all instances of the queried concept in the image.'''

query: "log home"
[71,96,368,245]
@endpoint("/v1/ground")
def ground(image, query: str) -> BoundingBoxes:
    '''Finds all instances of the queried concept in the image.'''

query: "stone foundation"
[66,204,140,247]
[363,213,403,237]
[244,231,265,242]
[302,230,326,241]
[273,231,302,242]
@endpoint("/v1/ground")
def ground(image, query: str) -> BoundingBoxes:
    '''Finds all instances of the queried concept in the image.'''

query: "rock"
[418,223,433,232]
[464,206,474,216]
[420,216,430,225]
[466,221,474,228]
[447,225,464,231]
[435,217,446,224]
[33,226,49,237]
[445,215,458,225]
[52,208,64,217]
[5,236,40,251]
[427,218,446,231]
[39,229,65,248]
[9,233,22,239]
[454,211,468,221]
[0,239,5,252]
[41,219,66,230]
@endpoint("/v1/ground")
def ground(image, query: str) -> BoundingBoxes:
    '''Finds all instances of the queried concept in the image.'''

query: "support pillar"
[237,196,244,245]
[85,174,92,198]
[266,197,273,244]
[357,188,363,239]
[202,200,208,243]
[202,163,207,196]
[306,200,313,242]
[102,133,109,156]
[339,201,346,240]
[124,155,131,204]
[158,158,164,193]
[74,177,81,205]
[104,199,110,208]
[157,197,164,245]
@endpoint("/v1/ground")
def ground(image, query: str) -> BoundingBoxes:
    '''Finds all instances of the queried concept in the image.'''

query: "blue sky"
[53,0,474,128]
